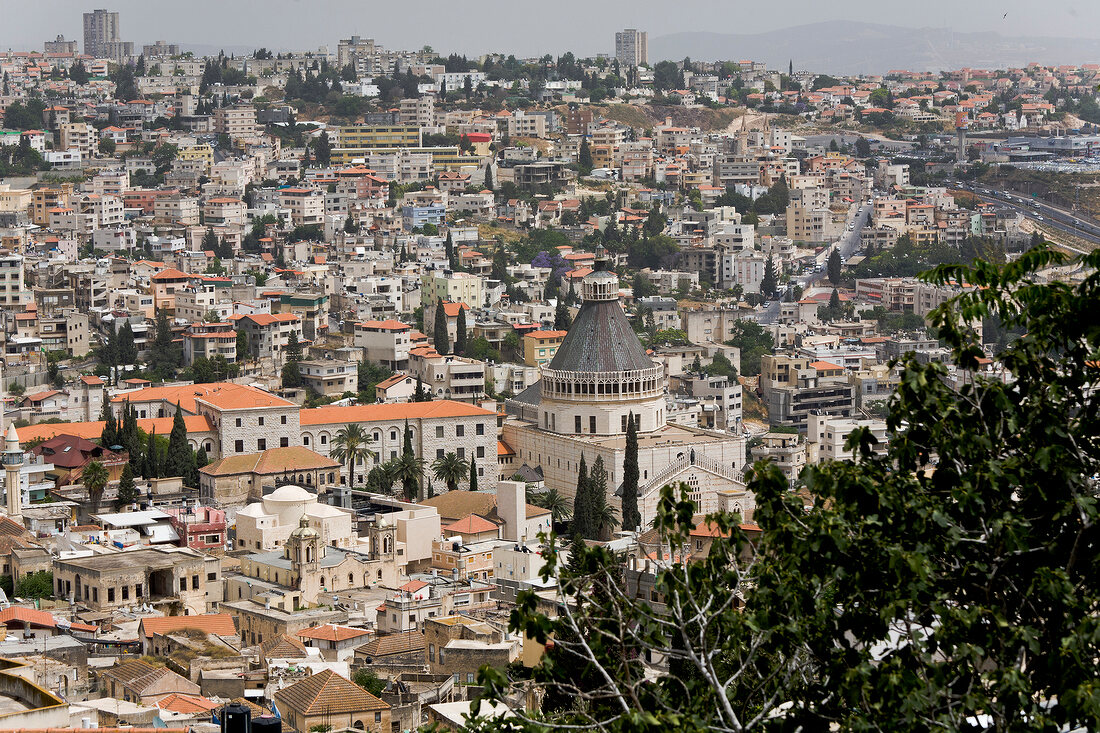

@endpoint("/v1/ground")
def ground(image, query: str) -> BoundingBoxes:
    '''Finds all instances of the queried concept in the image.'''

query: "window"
[457,447,464,458]
[476,446,484,458]
[374,712,382,724]
[429,643,435,662]
[575,416,581,433]
[135,584,142,598]
[437,449,445,459]
[180,578,187,591]
[192,575,200,590]
[207,572,217,581]
[622,414,628,432]
[281,415,287,424]
[122,586,129,600]
[280,437,289,447]
[590,416,596,433]
[234,440,244,453]
[320,435,327,445]
[436,426,444,438]
[476,423,484,435]
[235,418,242,427]
[258,416,265,426]
[456,425,464,437]
[257,438,266,451]
[107,587,114,602]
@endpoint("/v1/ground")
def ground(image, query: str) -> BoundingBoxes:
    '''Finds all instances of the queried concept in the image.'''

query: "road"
[757,203,871,324]
[953,181,1100,251]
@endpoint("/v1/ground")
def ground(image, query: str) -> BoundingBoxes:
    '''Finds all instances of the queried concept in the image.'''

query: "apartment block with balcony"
[298,360,358,396]
[182,322,238,366]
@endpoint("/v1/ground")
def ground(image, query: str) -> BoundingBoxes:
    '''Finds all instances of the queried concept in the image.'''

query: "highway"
[757,203,871,324]
[953,181,1100,251]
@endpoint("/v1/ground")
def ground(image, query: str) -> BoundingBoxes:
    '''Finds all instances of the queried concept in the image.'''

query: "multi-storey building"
[615,28,648,67]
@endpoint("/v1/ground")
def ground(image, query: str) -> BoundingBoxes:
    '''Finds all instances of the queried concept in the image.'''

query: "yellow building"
[0,185,32,214]
[523,330,567,367]
[177,144,214,172]
[421,271,484,311]
[330,146,472,171]
[337,125,421,148]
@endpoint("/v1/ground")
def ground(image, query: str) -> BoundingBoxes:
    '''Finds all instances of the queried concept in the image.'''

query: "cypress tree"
[455,306,467,356]
[572,454,590,538]
[484,163,493,191]
[116,464,138,509]
[165,402,191,479]
[444,232,454,263]
[588,456,609,540]
[468,457,478,491]
[622,413,641,532]
[145,428,160,479]
[401,421,417,501]
[434,299,450,354]
[100,408,119,448]
[122,402,140,459]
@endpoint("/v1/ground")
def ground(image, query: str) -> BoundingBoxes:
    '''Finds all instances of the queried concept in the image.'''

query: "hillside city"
[0,10,1097,733]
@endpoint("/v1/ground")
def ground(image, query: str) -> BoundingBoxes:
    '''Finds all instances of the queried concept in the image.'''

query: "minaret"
[4,423,23,521]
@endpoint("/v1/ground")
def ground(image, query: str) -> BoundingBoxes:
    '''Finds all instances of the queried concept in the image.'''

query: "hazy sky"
[3,0,1099,57]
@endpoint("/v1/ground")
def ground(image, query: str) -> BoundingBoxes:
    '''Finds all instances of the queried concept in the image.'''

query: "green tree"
[314,130,331,166]
[571,454,592,538]
[455,306,468,356]
[149,307,181,376]
[484,163,494,191]
[15,571,53,599]
[578,139,593,175]
[620,414,640,532]
[468,457,478,492]
[554,301,572,330]
[330,424,373,490]
[143,428,161,479]
[760,255,778,298]
[432,452,469,493]
[116,464,138,508]
[352,667,385,696]
[285,329,303,363]
[236,329,249,362]
[82,460,110,509]
[433,299,450,354]
[827,247,842,285]
[70,61,89,85]
[855,136,872,157]
[723,319,774,376]
[165,403,193,483]
[100,405,119,448]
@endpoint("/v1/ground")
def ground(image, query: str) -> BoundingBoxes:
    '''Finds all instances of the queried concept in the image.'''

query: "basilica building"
[504,253,753,529]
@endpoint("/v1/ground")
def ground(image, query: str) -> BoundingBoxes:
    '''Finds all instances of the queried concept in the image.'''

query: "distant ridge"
[649,21,1100,74]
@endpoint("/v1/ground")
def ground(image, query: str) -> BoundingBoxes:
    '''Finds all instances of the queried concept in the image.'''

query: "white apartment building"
[278,188,325,227]
[615,28,648,67]
[353,319,412,371]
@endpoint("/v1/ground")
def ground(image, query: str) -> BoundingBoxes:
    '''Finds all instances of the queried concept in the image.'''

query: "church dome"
[548,254,654,373]
[268,485,312,502]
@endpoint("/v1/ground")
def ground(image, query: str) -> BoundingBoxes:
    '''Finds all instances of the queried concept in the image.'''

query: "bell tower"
[3,424,23,521]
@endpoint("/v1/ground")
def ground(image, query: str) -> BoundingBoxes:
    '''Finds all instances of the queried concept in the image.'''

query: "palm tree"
[391,452,426,501]
[596,502,620,541]
[82,460,110,510]
[330,424,374,490]
[532,487,573,529]
[431,452,469,493]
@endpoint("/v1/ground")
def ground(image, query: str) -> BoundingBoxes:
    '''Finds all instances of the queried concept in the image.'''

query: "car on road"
[1036,215,1045,221]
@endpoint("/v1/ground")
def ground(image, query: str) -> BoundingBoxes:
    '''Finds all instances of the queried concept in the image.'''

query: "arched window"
[303,435,311,446]
[353,721,365,730]
[348,572,354,585]
[320,576,326,588]
[364,573,371,586]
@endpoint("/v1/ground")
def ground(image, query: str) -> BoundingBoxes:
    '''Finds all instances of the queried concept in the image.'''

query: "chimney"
[497,480,525,542]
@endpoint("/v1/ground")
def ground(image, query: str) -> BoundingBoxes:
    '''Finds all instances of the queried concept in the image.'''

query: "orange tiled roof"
[300,400,495,426]
[298,624,371,643]
[111,382,295,412]
[443,513,499,535]
[17,415,214,444]
[138,613,237,639]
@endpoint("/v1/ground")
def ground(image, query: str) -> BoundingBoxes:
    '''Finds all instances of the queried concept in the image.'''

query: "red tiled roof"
[298,624,371,642]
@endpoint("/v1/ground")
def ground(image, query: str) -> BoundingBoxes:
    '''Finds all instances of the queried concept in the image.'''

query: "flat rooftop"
[57,547,201,572]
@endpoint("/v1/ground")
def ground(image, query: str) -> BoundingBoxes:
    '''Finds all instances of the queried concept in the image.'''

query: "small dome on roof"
[290,515,319,539]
